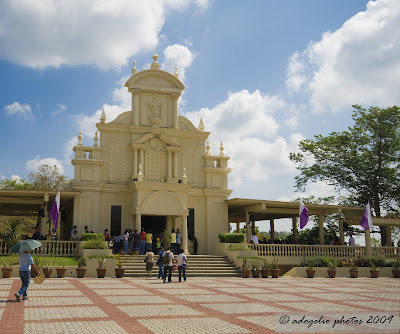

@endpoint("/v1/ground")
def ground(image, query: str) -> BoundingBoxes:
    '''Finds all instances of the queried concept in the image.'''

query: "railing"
[0,240,80,257]
[248,243,399,259]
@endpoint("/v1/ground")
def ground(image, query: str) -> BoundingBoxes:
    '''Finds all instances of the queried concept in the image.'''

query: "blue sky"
[1,0,399,239]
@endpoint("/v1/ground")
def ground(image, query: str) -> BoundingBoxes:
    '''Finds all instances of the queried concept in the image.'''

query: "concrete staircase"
[120,254,241,277]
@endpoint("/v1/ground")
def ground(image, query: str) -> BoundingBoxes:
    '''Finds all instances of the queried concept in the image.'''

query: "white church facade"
[65,53,232,254]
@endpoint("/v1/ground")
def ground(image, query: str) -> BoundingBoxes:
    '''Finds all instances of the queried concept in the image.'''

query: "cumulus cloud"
[26,156,65,174]
[10,175,21,181]
[52,104,67,116]
[286,0,400,112]
[0,0,209,69]
[4,102,34,120]
[162,44,196,82]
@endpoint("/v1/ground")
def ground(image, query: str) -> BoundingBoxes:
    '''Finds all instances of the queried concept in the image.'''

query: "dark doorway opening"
[110,206,122,237]
[142,215,166,237]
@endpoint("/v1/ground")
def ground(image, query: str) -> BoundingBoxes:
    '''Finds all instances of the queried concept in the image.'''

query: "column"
[182,215,188,254]
[386,226,392,247]
[132,148,138,179]
[139,148,144,175]
[236,222,240,233]
[270,219,275,242]
[132,89,139,126]
[245,211,251,243]
[339,219,344,245]
[318,214,324,245]
[292,218,298,243]
[365,229,372,256]
[167,150,172,179]
[251,217,256,235]
[136,213,141,232]
[172,93,179,129]
[40,193,49,237]
[173,150,178,179]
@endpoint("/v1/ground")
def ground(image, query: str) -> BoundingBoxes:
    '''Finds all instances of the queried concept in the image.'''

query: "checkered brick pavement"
[0,276,399,333]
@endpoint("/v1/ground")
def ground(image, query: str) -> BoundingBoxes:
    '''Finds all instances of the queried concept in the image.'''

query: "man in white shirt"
[163,248,174,283]
[176,249,187,282]
[251,233,259,245]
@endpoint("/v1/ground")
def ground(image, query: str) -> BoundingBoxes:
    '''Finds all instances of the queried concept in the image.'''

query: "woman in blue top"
[15,251,38,302]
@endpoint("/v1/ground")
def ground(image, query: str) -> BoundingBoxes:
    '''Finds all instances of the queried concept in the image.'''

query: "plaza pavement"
[0,276,399,333]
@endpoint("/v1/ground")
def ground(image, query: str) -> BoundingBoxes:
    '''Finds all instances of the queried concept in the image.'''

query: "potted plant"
[43,262,53,278]
[392,258,400,278]
[327,261,337,278]
[241,258,250,278]
[306,265,316,278]
[76,257,87,278]
[349,264,359,278]
[261,259,268,278]
[1,262,13,278]
[55,262,67,278]
[270,257,280,278]
[251,260,260,278]
[114,254,125,278]
[97,257,107,278]
[370,264,380,278]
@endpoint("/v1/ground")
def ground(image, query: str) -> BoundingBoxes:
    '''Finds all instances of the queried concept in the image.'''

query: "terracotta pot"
[56,268,67,278]
[115,268,125,278]
[43,268,53,278]
[97,268,107,278]
[271,269,280,278]
[251,269,260,278]
[349,269,359,278]
[370,270,380,278]
[306,269,316,278]
[327,269,336,278]
[76,268,87,278]
[1,268,13,278]
[392,269,400,278]
[242,269,251,278]
[261,269,268,278]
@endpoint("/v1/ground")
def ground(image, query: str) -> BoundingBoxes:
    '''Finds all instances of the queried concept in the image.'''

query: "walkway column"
[236,222,240,233]
[270,219,275,242]
[318,214,324,245]
[182,214,188,254]
[136,213,141,232]
[339,219,344,245]
[365,229,372,256]
[386,226,392,247]
[292,218,298,243]
[251,216,256,235]
[245,211,251,243]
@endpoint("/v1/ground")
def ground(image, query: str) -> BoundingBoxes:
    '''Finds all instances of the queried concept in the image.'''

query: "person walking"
[15,251,39,301]
[176,248,188,282]
[156,247,164,279]
[139,228,146,255]
[145,230,153,253]
[170,229,177,254]
[133,229,140,254]
[145,248,155,278]
[163,247,174,283]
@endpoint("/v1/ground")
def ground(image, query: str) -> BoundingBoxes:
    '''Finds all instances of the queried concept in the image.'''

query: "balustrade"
[0,240,80,256]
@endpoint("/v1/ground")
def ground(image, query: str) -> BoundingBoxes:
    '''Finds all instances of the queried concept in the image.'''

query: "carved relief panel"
[140,93,170,127]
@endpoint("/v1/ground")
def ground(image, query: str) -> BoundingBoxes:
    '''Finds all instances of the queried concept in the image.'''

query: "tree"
[0,178,32,190]
[290,105,400,246]
[28,164,67,190]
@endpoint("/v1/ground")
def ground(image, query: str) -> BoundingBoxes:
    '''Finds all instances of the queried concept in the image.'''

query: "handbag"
[172,264,178,271]
[143,255,148,263]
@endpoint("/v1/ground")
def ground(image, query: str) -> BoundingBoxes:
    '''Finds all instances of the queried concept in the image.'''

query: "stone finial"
[174,66,179,78]
[100,108,106,123]
[78,130,83,146]
[198,117,205,132]
[219,141,225,156]
[151,52,160,70]
[93,131,99,147]
[137,164,143,181]
[206,141,211,156]
[182,166,188,184]
[132,61,137,74]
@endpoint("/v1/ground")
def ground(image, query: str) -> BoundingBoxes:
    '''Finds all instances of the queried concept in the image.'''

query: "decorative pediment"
[109,111,131,125]
[125,69,185,93]
[178,116,199,132]
[133,133,178,147]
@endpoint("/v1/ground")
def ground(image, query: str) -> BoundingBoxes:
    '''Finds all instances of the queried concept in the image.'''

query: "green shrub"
[228,244,251,251]
[81,240,108,249]
[219,233,245,243]
[355,256,387,268]
[81,233,104,242]
[300,256,338,268]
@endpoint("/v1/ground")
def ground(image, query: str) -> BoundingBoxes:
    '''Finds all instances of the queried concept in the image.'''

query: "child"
[15,251,38,301]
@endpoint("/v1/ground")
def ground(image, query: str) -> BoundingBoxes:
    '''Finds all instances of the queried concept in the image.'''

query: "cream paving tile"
[238,315,276,330]
[189,283,242,288]
[250,293,311,302]
[24,306,108,320]
[0,280,13,284]
[29,284,75,290]
[201,302,288,314]
[279,301,362,312]
[138,317,251,334]
[24,321,128,334]
[306,293,372,301]
[0,284,12,289]
[358,292,400,300]
[105,296,173,304]
[28,290,83,296]
[343,300,400,311]
[84,284,134,289]
[269,287,322,293]
[156,288,215,295]
[216,288,271,294]
[177,294,245,303]
[118,304,203,317]
[24,296,93,306]
[0,291,10,297]
[323,287,376,293]
[93,289,152,296]
[0,309,4,319]
[80,279,121,284]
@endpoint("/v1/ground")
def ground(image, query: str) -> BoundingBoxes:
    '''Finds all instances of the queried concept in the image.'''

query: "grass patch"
[0,255,78,267]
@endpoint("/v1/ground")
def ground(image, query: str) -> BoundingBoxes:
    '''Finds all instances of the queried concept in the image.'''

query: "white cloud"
[52,104,67,116]
[4,102,33,120]
[286,0,400,112]
[162,44,196,82]
[0,0,209,69]
[10,175,21,181]
[278,181,338,203]
[26,156,65,174]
